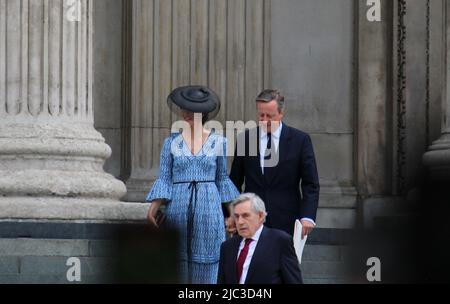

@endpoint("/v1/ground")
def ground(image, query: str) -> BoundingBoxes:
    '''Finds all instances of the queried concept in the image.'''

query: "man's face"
[234,200,264,239]
[256,100,284,133]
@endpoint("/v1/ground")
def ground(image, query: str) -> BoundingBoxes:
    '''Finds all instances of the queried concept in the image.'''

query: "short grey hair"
[231,193,267,222]
[256,89,285,113]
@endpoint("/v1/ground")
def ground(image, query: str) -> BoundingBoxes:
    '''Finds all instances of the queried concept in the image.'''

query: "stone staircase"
[301,244,352,284]
[0,239,353,284]
[0,238,118,284]
[0,222,356,284]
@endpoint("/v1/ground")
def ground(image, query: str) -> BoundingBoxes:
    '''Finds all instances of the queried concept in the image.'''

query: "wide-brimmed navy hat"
[167,86,220,120]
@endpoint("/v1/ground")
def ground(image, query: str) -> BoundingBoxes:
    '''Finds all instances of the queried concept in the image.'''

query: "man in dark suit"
[218,193,302,284]
[229,89,320,238]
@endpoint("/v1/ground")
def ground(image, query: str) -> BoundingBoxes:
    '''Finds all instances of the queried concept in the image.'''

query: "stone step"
[0,257,19,275]
[373,214,419,230]
[0,238,117,257]
[0,238,89,257]
[307,228,351,245]
[303,278,353,284]
[0,274,114,284]
[301,261,350,278]
[302,245,342,262]
[0,255,117,276]
[300,245,353,284]
[0,239,346,261]
[20,256,117,276]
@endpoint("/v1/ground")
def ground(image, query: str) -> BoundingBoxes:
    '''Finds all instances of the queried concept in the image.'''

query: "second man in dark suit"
[229,89,320,238]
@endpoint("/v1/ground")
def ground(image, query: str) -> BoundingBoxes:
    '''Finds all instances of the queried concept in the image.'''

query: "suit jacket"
[230,124,320,235]
[217,226,303,284]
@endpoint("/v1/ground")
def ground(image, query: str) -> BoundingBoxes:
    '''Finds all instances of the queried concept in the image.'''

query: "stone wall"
[271,0,357,228]
[90,0,448,228]
[93,0,124,178]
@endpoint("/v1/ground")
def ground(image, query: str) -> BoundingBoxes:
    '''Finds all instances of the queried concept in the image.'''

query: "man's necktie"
[264,133,272,160]
[264,133,274,178]
[236,238,253,282]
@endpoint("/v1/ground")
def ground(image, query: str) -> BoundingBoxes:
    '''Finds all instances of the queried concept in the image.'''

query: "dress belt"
[173,180,215,282]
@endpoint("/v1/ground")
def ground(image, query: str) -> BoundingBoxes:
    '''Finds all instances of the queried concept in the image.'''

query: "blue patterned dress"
[146,131,239,284]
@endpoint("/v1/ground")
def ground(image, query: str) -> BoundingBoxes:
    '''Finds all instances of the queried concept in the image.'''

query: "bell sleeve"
[146,137,173,203]
[215,137,240,203]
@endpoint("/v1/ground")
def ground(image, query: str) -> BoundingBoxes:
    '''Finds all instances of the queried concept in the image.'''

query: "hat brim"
[167,86,221,120]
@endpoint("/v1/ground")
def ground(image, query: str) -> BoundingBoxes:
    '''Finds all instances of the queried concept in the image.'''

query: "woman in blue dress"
[146,86,239,284]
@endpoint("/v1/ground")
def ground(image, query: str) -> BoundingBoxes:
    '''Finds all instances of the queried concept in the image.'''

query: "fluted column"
[424,0,450,181]
[122,0,270,201]
[0,0,129,219]
[121,0,172,202]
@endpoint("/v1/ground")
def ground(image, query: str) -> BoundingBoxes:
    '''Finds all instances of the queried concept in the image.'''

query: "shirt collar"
[260,122,283,139]
[248,224,264,242]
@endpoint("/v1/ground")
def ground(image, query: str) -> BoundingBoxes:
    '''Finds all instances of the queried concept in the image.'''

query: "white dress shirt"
[237,225,264,284]
[259,122,283,174]
[259,122,316,227]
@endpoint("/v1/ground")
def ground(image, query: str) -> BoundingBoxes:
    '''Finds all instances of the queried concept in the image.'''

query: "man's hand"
[225,217,236,236]
[300,219,315,240]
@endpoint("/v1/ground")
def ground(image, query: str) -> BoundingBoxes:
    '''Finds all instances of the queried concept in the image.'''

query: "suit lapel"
[230,236,242,284]
[278,124,292,163]
[265,124,291,185]
[244,226,268,284]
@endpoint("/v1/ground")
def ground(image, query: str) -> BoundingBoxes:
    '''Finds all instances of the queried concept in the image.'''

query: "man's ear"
[258,211,265,221]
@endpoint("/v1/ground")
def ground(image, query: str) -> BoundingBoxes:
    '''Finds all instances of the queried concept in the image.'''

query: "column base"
[122,178,154,202]
[0,122,126,199]
[0,197,149,221]
[423,133,450,181]
[0,170,126,199]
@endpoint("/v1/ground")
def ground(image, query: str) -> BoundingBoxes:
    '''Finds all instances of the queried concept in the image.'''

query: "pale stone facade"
[0,0,148,221]
[1,0,450,228]
[1,0,450,285]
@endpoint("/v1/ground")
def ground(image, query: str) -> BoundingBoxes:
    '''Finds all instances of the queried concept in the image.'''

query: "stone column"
[121,0,172,202]
[356,0,409,228]
[0,0,145,220]
[122,0,270,201]
[423,0,450,180]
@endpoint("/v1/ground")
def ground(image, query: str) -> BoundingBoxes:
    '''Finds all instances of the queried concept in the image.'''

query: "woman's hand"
[147,200,163,228]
